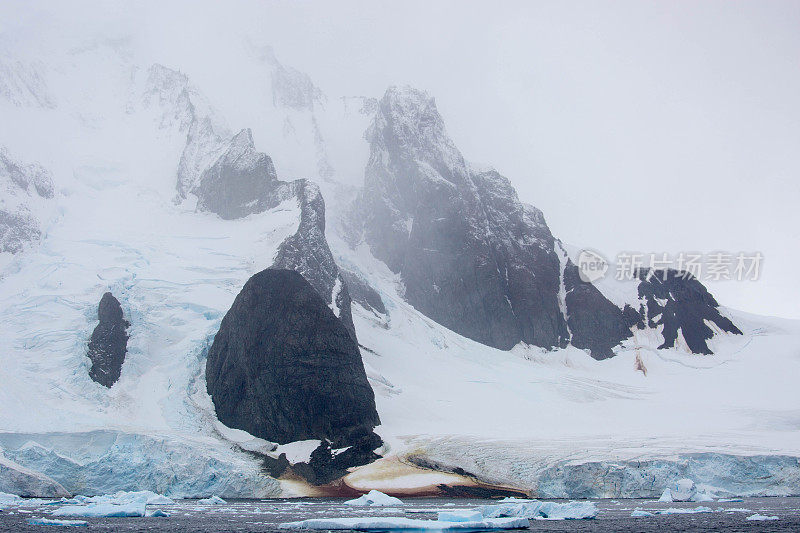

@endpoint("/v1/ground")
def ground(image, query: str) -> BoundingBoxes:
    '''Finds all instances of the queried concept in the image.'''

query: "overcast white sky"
[3,0,799,318]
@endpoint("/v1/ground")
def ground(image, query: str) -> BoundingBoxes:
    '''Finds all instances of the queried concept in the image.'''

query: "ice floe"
[746,513,779,521]
[437,511,483,522]
[52,501,146,518]
[631,509,654,517]
[26,517,88,526]
[279,517,529,530]
[197,495,227,505]
[344,490,403,506]
[478,500,598,520]
[654,506,713,515]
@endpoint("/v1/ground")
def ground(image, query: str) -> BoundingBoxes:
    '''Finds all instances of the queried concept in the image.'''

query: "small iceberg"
[52,501,146,518]
[197,495,227,505]
[437,511,483,522]
[672,479,696,501]
[0,491,22,506]
[26,518,88,527]
[657,488,673,502]
[344,490,403,507]
[75,490,174,506]
[631,509,654,517]
[279,517,529,530]
[746,514,779,521]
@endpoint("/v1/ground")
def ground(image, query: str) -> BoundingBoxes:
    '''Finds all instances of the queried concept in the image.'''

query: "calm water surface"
[2,496,799,532]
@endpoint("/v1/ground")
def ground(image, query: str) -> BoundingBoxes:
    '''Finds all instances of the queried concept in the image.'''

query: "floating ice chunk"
[672,479,696,501]
[344,490,403,506]
[657,488,673,502]
[76,490,173,506]
[26,517,88,526]
[718,498,744,503]
[197,495,227,505]
[631,509,654,517]
[478,500,597,520]
[691,491,715,502]
[746,514,779,521]
[723,508,752,513]
[52,501,146,517]
[279,517,529,530]
[0,491,22,506]
[654,506,712,515]
[437,511,483,522]
[146,508,170,517]
[496,497,533,503]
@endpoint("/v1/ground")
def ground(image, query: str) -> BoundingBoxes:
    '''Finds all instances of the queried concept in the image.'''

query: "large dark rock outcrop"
[87,292,129,387]
[634,268,742,354]
[193,128,279,220]
[562,259,633,359]
[358,87,569,351]
[205,268,380,446]
[354,86,739,357]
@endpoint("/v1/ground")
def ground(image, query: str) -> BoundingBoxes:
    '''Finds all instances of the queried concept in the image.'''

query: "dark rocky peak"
[272,179,357,342]
[359,86,569,351]
[205,268,380,447]
[634,268,742,354]
[559,254,634,359]
[192,128,279,220]
[87,292,130,388]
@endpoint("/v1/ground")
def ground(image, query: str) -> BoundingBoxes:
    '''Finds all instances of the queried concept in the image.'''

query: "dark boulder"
[205,268,380,446]
[87,292,129,387]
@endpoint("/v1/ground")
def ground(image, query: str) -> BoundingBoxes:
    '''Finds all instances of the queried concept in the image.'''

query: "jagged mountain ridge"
[353,86,736,358]
[143,62,356,339]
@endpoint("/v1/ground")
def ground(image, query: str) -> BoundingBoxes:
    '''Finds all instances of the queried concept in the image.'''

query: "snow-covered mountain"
[0,36,798,500]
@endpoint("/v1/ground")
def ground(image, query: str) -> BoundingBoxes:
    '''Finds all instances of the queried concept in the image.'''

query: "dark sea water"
[2,496,799,532]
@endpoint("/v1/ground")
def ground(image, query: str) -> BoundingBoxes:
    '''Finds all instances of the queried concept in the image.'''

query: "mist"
[2,0,798,318]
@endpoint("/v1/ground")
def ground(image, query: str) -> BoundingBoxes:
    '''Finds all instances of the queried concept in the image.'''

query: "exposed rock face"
[634,268,742,354]
[0,148,55,254]
[205,269,380,446]
[193,129,279,219]
[87,292,129,387]
[561,259,633,359]
[340,269,386,316]
[272,180,357,341]
[144,63,354,336]
[356,86,739,357]
[359,87,568,351]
